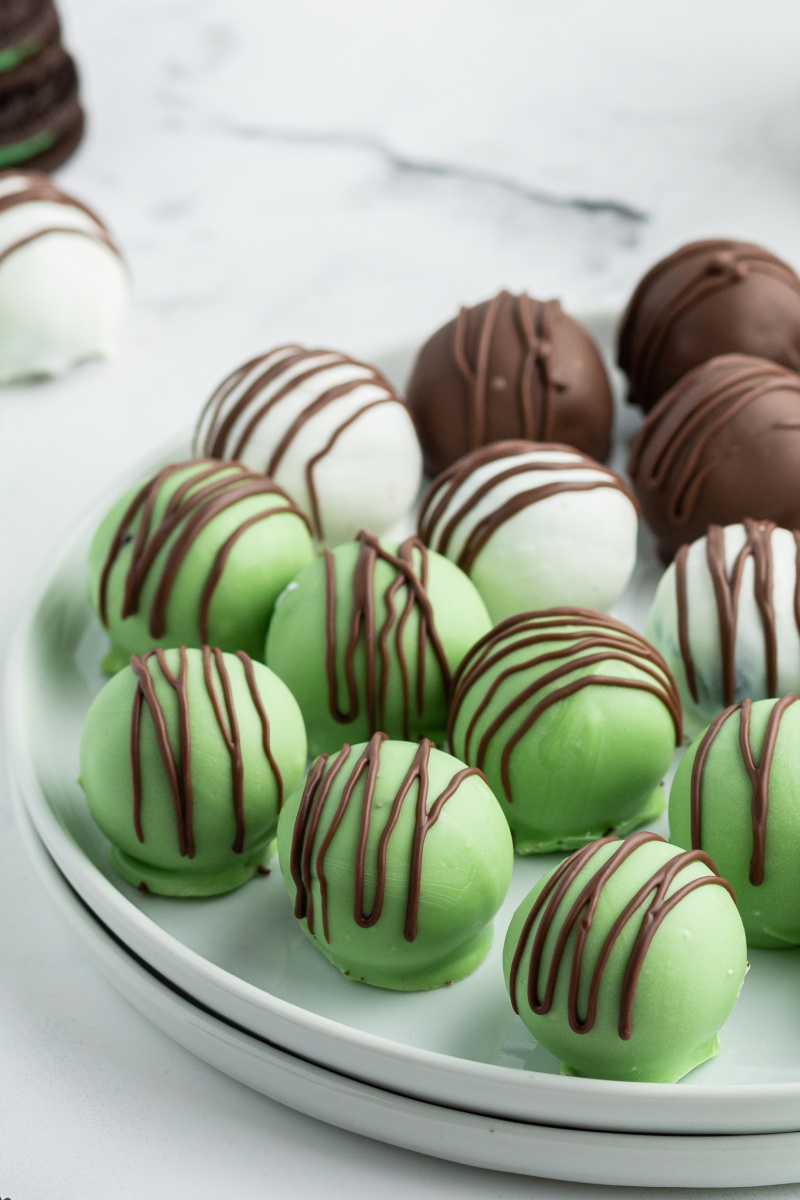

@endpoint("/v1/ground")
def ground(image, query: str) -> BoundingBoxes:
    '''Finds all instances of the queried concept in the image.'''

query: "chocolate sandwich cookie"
[0,0,60,75]
[0,38,83,172]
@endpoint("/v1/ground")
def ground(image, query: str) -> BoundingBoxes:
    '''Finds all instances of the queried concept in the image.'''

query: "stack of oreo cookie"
[0,0,83,173]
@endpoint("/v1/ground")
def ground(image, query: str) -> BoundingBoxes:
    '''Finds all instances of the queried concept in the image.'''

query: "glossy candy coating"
[504,834,746,1081]
[266,531,491,757]
[194,345,422,547]
[418,441,638,622]
[406,291,613,478]
[79,646,307,896]
[618,239,800,413]
[87,458,314,669]
[449,609,681,853]
[646,522,800,738]
[670,694,800,948]
[278,735,513,990]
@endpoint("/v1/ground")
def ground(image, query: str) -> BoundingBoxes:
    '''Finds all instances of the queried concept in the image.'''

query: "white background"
[3,1,800,1196]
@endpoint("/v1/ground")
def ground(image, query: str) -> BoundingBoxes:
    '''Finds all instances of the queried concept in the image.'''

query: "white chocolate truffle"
[0,172,128,382]
[417,441,639,623]
[646,520,800,738]
[194,346,423,546]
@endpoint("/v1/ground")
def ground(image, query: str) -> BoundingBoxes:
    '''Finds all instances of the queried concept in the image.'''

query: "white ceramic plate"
[17,797,800,1190]
[9,316,800,1151]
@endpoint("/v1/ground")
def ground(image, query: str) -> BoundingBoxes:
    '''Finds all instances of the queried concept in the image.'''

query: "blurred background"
[5,0,800,545]
[74,0,800,346]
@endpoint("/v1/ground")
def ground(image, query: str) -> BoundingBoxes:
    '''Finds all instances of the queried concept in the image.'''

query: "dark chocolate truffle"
[617,239,800,413]
[406,291,613,478]
[628,353,800,559]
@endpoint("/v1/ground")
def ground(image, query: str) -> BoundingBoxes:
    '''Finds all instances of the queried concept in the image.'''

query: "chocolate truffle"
[0,171,127,381]
[628,354,800,559]
[618,239,800,413]
[265,530,491,757]
[79,646,307,896]
[87,459,315,671]
[405,291,613,478]
[503,832,747,1082]
[646,521,800,737]
[277,734,513,990]
[670,694,800,949]
[448,609,682,853]
[194,345,423,546]
[0,2,84,172]
[417,440,638,623]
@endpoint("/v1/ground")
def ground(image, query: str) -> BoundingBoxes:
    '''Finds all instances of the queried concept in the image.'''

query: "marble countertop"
[3,1,800,1196]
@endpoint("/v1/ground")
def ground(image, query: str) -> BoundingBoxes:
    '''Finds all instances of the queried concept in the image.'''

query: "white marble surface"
[3,0,800,1196]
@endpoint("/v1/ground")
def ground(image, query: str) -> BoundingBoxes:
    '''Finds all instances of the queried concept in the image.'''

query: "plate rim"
[16,796,800,1190]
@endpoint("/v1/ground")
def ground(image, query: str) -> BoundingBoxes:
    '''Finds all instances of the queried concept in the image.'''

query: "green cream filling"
[0,128,56,168]
[0,38,40,72]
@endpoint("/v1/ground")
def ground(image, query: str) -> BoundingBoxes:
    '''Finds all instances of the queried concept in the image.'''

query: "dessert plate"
[9,316,800,1153]
[16,798,800,1190]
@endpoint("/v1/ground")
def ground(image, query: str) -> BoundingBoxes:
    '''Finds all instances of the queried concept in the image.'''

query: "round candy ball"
[266,530,491,757]
[670,694,800,948]
[79,646,307,896]
[617,238,800,413]
[405,290,613,478]
[87,458,315,670]
[504,832,747,1082]
[417,440,638,623]
[449,609,682,854]
[646,521,800,738]
[193,345,423,546]
[0,171,128,382]
[278,734,514,990]
[628,354,800,560]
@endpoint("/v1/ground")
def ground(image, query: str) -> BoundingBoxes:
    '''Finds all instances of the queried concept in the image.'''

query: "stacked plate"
[9,325,800,1188]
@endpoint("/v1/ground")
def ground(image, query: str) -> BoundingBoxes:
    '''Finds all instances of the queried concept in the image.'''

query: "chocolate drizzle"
[0,170,123,262]
[689,693,798,886]
[449,609,681,802]
[98,460,310,640]
[508,832,734,1038]
[418,440,638,574]
[324,531,452,738]
[128,647,284,856]
[289,733,483,943]
[629,357,800,528]
[628,354,800,556]
[453,293,567,449]
[618,239,800,411]
[406,290,612,477]
[193,347,407,539]
[673,520,800,706]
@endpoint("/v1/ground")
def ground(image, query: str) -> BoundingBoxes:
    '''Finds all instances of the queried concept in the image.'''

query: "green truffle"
[449,608,682,854]
[79,646,307,896]
[266,530,491,757]
[503,833,747,1082]
[277,735,514,990]
[87,459,315,668]
[670,694,800,948]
